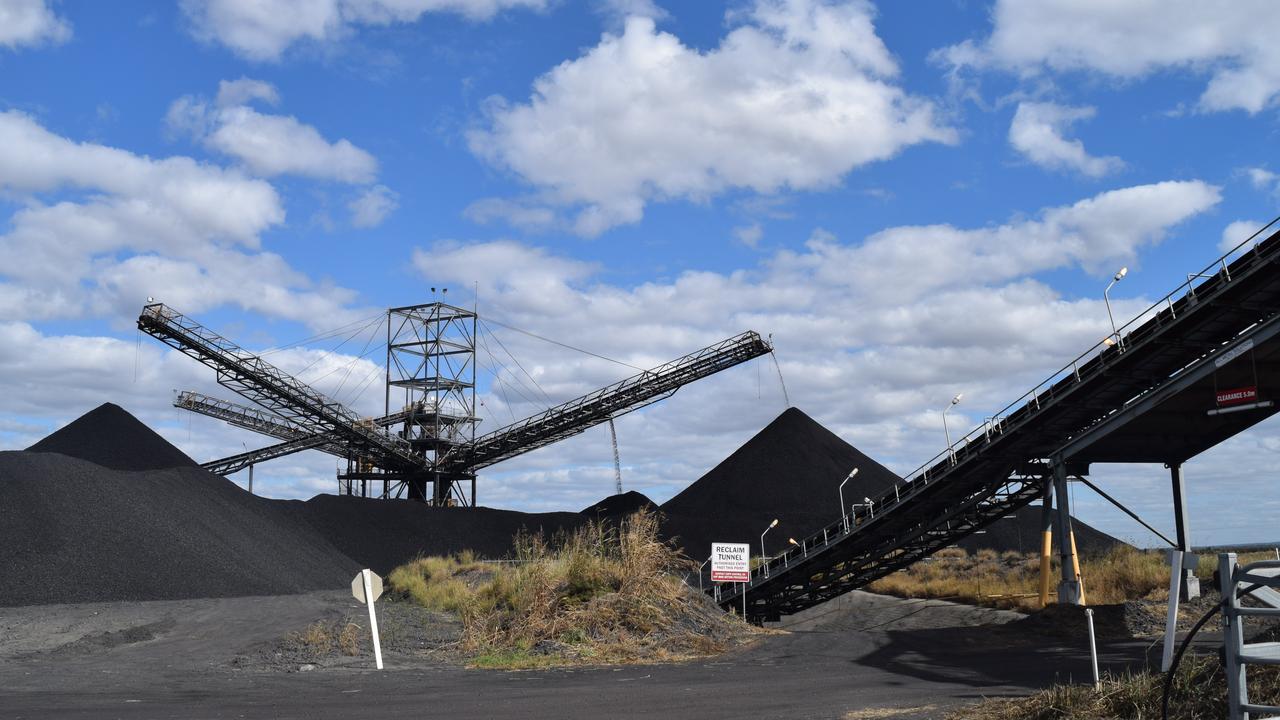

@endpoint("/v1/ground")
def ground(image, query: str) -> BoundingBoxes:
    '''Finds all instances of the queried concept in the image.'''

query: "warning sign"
[711,542,751,583]
[1216,386,1258,407]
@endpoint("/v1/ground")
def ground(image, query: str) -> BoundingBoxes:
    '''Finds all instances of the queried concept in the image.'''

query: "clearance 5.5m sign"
[1217,386,1258,407]
[711,542,750,583]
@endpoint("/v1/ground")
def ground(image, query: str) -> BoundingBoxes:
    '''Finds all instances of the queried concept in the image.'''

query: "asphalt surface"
[0,591,1156,719]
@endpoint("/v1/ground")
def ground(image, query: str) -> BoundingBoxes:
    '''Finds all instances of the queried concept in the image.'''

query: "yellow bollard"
[1070,531,1087,606]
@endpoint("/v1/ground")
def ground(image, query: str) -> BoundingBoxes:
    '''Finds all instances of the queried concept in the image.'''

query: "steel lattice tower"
[384,301,479,505]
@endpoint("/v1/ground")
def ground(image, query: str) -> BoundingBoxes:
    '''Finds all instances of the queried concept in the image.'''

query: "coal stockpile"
[953,504,1121,556]
[288,495,586,575]
[656,407,1124,559]
[26,403,199,472]
[581,490,657,520]
[660,407,901,558]
[0,450,359,607]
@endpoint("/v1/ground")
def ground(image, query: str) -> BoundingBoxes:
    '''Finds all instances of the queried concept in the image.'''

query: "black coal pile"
[953,503,1121,556]
[27,402,199,472]
[660,407,901,558]
[1,405,358,607]
[581,490,657,520]
[287,495,585,576]
[656,407,1125,559]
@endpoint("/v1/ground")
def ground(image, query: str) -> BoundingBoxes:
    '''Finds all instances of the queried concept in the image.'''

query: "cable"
[480,320,554,408]
[478,314,645,372]
[1160,582,1263,720]
[259,311,386,357]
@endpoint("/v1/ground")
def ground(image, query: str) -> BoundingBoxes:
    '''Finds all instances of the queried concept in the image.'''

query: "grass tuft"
[388,509,757,667]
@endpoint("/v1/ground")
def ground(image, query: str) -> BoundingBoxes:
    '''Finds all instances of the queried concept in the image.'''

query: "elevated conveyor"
[713,225,1280,621]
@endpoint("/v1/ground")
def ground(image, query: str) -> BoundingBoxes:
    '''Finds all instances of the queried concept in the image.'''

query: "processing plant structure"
[139,300,772,506]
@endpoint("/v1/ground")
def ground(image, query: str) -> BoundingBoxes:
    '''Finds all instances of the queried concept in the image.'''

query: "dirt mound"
[580,490,657,519]
[26,403,198,472]
[288,494,586,575]
[0,451,358,607]
[954,504,1122,556]
[660,407,901,559]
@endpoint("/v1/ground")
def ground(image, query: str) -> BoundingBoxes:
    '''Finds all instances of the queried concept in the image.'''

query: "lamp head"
[847,467,860,479]
[1114,267,1128,282]
[788,538,799,546]
[951,393,964,405]
[769,519,779,528]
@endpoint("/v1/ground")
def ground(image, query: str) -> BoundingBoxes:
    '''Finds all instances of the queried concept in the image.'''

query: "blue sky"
[2,0,1279,547]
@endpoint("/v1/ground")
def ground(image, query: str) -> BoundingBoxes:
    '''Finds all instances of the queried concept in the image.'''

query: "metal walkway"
[712,224,1280,621]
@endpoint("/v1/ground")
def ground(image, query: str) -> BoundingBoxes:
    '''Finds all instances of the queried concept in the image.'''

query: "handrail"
[903,214,1279,485]
[725,216,1280,591]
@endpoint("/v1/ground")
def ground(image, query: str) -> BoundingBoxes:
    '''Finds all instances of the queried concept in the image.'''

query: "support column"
[1169,462,1201,601]
[1053,461,1083,605]
[1038,478,1055,607]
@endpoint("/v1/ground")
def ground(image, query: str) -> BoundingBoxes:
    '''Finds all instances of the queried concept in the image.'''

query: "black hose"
[1160,583,1263,720]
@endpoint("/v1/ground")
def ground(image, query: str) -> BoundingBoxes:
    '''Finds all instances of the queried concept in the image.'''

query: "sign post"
[711,542,750,619]
[352,569,384,670]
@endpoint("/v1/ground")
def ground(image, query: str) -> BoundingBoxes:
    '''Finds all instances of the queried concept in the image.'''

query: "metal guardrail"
[720,217,1280,602]
[1220,554,1280,720]
[906,215,1278,487]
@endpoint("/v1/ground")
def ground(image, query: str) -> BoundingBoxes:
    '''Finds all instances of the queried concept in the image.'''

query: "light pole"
[839,467,859,531]
[1104,266,1128,349]
[761,519,778,576]
[942,393,963,462]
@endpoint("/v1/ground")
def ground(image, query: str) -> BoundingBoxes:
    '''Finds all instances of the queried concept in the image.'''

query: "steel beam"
[1170,462,1201,600]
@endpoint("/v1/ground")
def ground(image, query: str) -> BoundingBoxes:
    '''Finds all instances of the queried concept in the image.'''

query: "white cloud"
[0,110,365,329]
[594,0,668,30]
[463,197,557,231]
[942,0,1280,114]
[1244,167,1279,194]
[349,184,398,227]
[1008,102,1123,178]
[167,81,378,183]
[469,1,956,236]
[0,0,70,49]
[182,0,548,61]
[215,76,280,107]
[406,181,1220,515]
[733,223,763,248]
[1220,219,1265,253]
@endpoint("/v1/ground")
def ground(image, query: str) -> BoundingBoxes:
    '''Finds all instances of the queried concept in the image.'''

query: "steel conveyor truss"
[139,304,422,471]
[174,391,413,475]
[147,304,772,496]
[716,225,1280,621]
[441,331,772,472]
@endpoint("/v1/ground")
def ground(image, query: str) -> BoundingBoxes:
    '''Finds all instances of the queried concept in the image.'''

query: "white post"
[1085,608,1100,690]
[1161,550,1183,672]
[362,569,384,670]
[742,581,746,618]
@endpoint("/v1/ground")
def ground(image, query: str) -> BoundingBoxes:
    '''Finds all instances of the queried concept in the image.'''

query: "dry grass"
[868,546,1278,611]
[387,510,758,667]
[948,648,1280,719]
[292,620,362,657]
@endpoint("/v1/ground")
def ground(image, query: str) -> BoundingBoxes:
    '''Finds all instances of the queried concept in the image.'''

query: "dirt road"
[0,591,1151,719]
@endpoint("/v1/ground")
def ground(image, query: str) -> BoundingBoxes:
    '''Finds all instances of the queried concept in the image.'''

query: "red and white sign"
[710,542,750,583]
[1216,386,1258,407]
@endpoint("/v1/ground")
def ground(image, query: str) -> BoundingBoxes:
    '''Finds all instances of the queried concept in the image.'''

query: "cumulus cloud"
[1243,167,1279,195]
[733,223,763,248]
[167,80,378,183]
[1008,102,1123,177]
[1220,219,1266,253]
[406,180,1219,513]
[594,0,668,30]
[0,0,70,49]
[0,110,364,328]
[940,0,1280,114]
[182,0,548,61]
[348,184,398,227]
[469,1,956,236]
